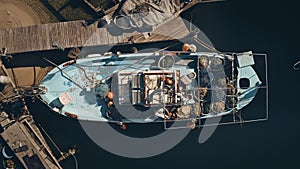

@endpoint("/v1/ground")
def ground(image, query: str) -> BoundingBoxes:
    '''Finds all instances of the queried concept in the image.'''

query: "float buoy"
[182,43,191,52]
[0,76,10,84]
[189,44,197,52]
[165,78,173,86]
[106,92,114,101]
[107,101,114,107]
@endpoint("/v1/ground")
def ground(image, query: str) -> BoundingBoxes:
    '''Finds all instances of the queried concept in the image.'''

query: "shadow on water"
[40,0,66,21]
[40,0,100,21]
[59,0,101,18]
[3,50,70,68]
[57,0,96,13]
[4,40,183,68]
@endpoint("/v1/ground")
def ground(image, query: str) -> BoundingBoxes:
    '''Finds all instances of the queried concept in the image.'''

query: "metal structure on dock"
[0,114,63,169]
[0,56,75,169]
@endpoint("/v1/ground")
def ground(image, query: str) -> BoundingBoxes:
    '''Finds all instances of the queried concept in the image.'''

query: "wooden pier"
[0,16,190,54]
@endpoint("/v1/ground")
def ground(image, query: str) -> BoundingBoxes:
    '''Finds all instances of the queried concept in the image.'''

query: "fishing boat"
[39,47,266,127]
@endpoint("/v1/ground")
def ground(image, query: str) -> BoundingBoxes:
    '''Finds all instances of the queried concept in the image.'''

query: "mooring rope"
[71,153,78,169]
[43,58,84,89]
[39,123,79,169]
[293,60,300,70]
[38,124,63,154]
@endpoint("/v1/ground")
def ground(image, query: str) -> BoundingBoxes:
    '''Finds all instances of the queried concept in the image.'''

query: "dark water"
[3,0,300,168]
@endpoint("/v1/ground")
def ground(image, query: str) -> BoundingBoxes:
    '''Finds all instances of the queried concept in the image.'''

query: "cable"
[38,124,63,155]
[43,58,84,89]
[293,60,300,70]
[71,154,78,169]
[40,123,79,169]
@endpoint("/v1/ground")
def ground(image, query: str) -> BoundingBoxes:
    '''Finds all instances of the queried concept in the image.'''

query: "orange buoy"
[121,124,127,130]
[106,92,113,100]
[182,43,191,52]
[160,76,166,81]
[165,78,173,85]
[107,101,114,107]
[65,112,78,119]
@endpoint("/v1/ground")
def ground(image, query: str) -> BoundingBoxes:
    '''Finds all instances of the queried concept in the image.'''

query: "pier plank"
[0,29,4,49]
